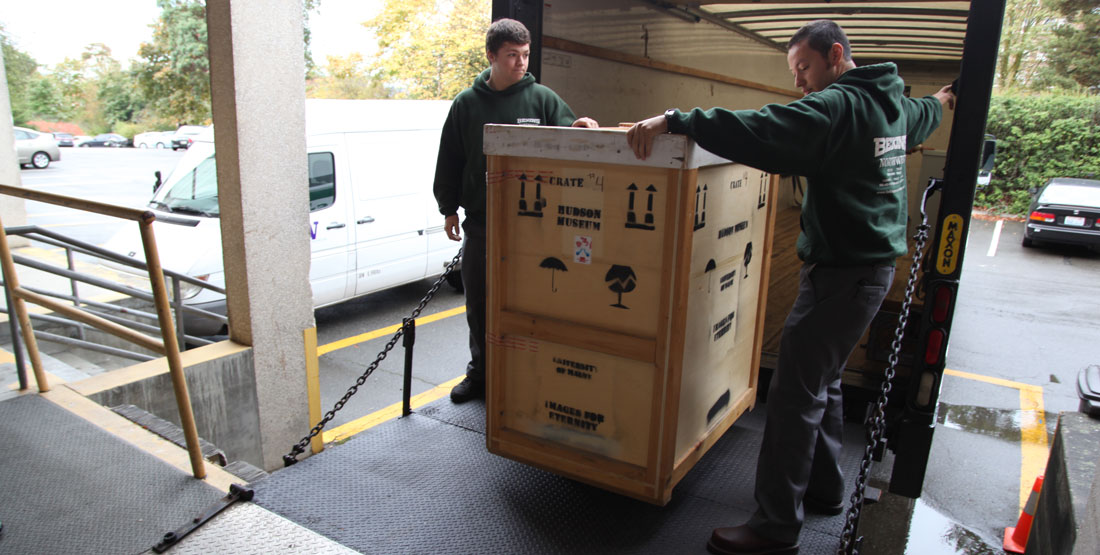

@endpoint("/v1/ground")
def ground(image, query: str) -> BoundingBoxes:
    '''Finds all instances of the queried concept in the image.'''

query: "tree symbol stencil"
[539,257,568,292]
[605,264,637,309]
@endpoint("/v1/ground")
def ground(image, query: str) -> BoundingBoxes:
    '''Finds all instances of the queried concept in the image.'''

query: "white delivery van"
[104,99,461,336]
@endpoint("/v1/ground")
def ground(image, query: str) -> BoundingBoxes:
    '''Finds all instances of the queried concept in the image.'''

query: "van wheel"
[1022,236,1033,248]
[445,269,463,292]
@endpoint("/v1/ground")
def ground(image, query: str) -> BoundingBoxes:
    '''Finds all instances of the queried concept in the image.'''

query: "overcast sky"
[1,0,381,70]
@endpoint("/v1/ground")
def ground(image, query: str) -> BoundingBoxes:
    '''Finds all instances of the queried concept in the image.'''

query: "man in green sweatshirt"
[628,20,954,555]
[434,18,597,404]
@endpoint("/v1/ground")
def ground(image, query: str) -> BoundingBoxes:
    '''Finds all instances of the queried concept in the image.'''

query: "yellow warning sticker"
[936,214,964,275]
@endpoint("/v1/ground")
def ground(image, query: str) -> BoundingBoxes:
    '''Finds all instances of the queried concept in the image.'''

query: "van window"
[156,154,219,216]
[309,152,336,212]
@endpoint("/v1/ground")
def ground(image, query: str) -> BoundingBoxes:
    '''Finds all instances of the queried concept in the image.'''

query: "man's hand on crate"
[626,114,668,160]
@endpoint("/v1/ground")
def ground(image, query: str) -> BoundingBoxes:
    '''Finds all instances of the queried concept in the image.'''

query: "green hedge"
[978,94,1100,215]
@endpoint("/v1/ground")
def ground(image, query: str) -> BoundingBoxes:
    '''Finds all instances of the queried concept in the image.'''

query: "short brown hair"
[787,20,851,61]
[486,18,530,54]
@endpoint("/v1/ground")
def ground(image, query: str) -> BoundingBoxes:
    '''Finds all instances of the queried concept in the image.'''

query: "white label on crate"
[574,236,592,264]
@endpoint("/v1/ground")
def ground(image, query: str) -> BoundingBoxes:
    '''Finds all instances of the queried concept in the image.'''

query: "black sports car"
[1022,177,1100,251]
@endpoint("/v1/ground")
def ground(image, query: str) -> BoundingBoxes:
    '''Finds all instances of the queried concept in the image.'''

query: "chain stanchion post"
[283,249,462,467]
[402,317,415,417]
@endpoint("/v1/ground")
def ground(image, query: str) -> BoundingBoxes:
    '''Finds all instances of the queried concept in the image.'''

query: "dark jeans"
[748,262,895,544]
[460,218,486,382]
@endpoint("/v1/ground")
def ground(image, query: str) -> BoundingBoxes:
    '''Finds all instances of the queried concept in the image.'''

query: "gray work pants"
[748,262,894,544]
[460,218,487,382]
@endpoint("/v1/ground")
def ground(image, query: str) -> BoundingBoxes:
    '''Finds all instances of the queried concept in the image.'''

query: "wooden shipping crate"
[483,124,778,505]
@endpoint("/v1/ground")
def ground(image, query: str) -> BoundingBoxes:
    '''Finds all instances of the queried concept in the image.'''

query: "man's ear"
[829,43,844,67]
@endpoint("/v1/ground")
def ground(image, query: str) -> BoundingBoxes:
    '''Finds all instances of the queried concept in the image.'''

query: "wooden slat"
[543,36,801,99]
[497,310,656,363]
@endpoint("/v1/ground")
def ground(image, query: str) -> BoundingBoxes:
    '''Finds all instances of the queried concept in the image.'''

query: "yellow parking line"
[944,368,1042,392]
[322,375,465,444]
[317,305,466,356]
[944,368,1047,510]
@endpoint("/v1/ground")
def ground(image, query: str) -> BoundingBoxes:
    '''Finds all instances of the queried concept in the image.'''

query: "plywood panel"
[497,335,656,467]
[493,158,674,339]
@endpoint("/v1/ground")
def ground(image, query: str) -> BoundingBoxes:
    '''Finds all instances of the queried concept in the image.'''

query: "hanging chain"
[283,249,463,467]
[837,179,940,554]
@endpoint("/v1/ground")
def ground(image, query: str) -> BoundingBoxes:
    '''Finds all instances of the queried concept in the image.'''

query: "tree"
[995,0,1057,90]
[304,0,322,79]
[307,53,389,99]
[1,24,40,125]
[1036,0,1100,93]
[134,0,212,125]
[26,77,67,121]
[364,0,490,99]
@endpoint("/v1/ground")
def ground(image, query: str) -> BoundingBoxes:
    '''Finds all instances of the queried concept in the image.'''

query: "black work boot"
[450,377,484,403]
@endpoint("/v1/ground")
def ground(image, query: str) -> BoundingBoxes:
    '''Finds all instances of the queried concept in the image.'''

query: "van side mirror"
[153,170,162,194]
[980,137,996,173]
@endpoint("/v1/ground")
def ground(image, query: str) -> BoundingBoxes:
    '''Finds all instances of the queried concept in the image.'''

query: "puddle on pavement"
[936,401,1051,443]
[902,498,1000,554]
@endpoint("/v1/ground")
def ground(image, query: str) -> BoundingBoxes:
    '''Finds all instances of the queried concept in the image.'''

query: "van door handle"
[326,222,346,230]
[357,217,375,224]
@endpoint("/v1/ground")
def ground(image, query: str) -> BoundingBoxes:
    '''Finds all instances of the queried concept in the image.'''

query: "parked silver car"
[14,126,61,169]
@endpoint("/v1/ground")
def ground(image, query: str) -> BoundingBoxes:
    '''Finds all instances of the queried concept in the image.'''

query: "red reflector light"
[925,329,945,365]
[932,287,951,323]
[1029,211,1055,223]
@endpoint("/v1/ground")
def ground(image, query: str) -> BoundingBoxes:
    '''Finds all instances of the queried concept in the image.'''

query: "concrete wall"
[206,0,316,471]
[1025,412,1100,554]
[0,44,30,247]
[73,341,263,467]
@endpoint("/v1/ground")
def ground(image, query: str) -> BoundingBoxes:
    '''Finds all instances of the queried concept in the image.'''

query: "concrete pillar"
[206,0,315,470]
[0,47,30,247]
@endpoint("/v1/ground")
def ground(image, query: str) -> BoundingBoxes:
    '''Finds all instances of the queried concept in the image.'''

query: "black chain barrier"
[837,179,940,554]
[283,248,463,467]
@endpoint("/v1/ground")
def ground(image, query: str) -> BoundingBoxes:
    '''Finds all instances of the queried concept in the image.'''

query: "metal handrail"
[0,183,207,480]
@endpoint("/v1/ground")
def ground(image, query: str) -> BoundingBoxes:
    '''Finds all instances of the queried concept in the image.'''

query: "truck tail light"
[1029,211,1055,223]
[925,329,945,365]
[931,286,951,323]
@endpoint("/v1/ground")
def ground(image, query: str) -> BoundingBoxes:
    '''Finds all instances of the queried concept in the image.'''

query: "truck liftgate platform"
[0,387,877,554]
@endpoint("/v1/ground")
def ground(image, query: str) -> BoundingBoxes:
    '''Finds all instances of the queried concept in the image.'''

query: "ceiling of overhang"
[642,1,972,62]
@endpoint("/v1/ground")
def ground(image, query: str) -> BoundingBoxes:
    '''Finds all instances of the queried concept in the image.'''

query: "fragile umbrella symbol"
[539,257,568,292]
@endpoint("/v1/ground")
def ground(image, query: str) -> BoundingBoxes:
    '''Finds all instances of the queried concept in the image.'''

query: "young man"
[434,18,597,404]
[627,20,955,555]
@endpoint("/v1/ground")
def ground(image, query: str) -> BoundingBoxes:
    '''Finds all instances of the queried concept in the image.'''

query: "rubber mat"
[253,398,866,554]
[0,394,225,555]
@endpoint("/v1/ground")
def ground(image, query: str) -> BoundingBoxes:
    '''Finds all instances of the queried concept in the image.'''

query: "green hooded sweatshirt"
[434,69,578,224]
[667,63,942,266]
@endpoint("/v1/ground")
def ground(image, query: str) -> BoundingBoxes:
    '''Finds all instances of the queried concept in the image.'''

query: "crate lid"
[483,124,731,170]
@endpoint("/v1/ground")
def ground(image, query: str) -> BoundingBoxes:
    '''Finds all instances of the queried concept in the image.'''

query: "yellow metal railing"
[0,184,206,479]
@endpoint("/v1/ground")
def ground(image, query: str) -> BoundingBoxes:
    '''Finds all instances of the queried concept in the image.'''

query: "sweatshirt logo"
[875,134,908,193]
[874,135,906,157]
[517,117,541,125]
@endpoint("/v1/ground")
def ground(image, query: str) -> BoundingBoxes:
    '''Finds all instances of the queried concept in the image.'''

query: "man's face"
[787,40,838,96]
[488,41,530,87]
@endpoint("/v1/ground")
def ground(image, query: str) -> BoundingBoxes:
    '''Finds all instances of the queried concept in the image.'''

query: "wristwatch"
[664,108,676,131]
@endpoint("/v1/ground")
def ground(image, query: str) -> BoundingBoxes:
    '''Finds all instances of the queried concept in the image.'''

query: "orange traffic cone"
[1004,475,1044,553]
